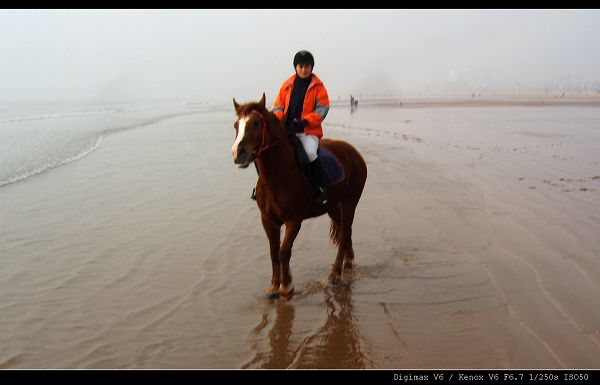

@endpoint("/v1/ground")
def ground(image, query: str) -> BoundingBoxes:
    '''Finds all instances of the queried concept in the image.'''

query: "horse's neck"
[256,121,305,188]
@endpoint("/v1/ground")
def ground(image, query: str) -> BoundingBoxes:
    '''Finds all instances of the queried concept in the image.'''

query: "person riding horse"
[231,94,367,299]
[269,50,330,205]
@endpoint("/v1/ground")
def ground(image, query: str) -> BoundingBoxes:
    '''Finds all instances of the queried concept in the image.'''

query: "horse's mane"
[240,102,289,141]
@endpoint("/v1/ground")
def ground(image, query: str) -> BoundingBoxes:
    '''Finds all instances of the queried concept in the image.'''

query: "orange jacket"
[273,73,330,138]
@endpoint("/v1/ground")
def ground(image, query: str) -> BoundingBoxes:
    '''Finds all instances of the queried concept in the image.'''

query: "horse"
[231,93,367,300]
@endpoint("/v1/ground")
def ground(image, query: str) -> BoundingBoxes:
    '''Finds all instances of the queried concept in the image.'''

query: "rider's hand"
[292,119,308,133]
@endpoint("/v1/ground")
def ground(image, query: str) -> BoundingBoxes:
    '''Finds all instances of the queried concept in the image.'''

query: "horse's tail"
[329,219,341,246]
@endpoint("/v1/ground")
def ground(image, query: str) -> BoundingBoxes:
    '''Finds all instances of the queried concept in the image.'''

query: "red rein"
[253,111,280,157]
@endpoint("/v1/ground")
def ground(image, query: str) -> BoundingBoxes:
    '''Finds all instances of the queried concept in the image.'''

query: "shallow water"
[1,104,599,368]
[0,101,224,187]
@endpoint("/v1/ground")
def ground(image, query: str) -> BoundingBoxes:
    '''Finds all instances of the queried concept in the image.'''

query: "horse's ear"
[233,98,242,115]
[258,93,266,111]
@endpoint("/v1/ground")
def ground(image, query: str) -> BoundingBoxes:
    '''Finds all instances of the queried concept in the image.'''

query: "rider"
[272,50,330,205]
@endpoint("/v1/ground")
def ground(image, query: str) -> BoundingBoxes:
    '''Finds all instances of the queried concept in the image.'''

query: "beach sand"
[1,100,599,368]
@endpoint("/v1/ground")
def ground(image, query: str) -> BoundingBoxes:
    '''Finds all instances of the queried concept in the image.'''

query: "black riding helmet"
[293,50,314,68]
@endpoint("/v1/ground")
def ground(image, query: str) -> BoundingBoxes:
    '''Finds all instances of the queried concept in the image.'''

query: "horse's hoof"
[280,289,294,301]
[265,284,280,299]
[328,274,341,285]
[279,283,294,301]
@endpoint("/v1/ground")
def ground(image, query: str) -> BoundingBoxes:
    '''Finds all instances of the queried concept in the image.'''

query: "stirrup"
[251,187,257,200]
[314,187,327,205]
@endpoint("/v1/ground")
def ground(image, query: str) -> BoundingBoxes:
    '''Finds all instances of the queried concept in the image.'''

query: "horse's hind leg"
[328,204,352,270]
[343,243,355,270]
[327,205,342,283]
[342,202,358,271]
[328,201,357,284]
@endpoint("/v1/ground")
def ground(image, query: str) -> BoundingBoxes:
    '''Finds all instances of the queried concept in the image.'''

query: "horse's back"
[321,138,367,171]
[320,138,367,193]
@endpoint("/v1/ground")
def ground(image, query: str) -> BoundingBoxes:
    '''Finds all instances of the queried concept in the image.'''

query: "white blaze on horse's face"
[232,115,249,162]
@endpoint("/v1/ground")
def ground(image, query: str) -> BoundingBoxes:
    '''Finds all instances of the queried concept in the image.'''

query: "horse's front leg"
[261,214,281,299]
[279,219,302,300]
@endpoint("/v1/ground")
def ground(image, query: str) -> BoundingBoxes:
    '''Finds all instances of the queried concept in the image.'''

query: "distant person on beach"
[350,94,358,114]
[272,50,331,205]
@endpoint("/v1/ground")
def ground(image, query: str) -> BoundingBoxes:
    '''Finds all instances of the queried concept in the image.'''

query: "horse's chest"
[256,178,307,222]
[264,201,294,222]
[257,192,296,221]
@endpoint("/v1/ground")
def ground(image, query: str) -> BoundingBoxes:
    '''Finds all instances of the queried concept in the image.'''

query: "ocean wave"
[0,109,123,124]
[0,135,104,188]
[0,106,228,188]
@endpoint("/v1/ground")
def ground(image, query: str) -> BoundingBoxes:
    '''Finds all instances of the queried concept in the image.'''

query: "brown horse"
[231,93,367,300]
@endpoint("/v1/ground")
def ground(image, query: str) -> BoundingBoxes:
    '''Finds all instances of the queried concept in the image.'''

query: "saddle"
[291,136,345,187]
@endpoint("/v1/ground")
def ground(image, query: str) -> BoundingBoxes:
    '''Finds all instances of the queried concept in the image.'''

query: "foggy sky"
[1,9,599,104]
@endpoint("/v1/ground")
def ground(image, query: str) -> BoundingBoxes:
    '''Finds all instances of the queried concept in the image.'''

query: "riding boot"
[309,158,328,205]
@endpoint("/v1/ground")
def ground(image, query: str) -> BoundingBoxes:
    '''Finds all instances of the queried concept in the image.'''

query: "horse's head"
[231,93,268,168]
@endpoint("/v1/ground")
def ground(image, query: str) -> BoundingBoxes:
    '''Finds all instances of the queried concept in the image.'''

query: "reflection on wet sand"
[243,281,371,368]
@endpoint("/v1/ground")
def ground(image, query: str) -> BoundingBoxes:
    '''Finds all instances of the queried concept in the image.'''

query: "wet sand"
[1,102,599,368]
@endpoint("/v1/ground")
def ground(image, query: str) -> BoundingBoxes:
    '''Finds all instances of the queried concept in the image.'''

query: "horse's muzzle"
[233,145,255,168]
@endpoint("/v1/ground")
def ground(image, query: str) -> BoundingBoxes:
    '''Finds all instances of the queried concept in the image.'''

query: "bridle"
[251,110,280,157]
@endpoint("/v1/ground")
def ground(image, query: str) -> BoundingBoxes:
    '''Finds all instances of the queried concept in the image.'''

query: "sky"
[1,9,599,104]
